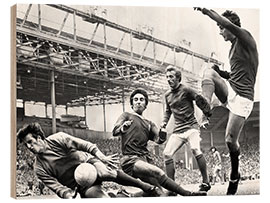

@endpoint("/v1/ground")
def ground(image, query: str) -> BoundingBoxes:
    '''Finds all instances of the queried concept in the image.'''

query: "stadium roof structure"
[16,4,224,107]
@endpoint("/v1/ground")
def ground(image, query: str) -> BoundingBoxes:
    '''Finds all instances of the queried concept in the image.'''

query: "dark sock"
[201,79,215,104]
[114,170,152,192]
[165,159,175,180]
[196,154,209,184]
[159,174,191,196]
[230,150,240,180]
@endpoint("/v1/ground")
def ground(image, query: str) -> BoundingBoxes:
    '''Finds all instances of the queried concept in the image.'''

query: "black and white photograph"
[9,1,262,201]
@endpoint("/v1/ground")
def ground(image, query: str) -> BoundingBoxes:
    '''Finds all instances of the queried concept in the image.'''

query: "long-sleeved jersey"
[34,132,98,198]
[228,33,258,101]
[204,9,258,101]
[112,112,159,157]
[162,84,199,134]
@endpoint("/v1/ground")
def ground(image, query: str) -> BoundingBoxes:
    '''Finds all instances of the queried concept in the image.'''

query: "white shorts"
[170,129,201,150]
[224,81,254,119]
[213,164,222,173]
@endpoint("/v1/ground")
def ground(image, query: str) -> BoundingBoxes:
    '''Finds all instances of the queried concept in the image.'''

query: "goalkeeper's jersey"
[34,132,98,198]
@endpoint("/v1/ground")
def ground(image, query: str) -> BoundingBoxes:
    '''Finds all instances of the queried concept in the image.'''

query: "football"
[74,163,97,187]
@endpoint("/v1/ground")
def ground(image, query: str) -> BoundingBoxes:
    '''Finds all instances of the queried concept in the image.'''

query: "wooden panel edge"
[10,4,17,199]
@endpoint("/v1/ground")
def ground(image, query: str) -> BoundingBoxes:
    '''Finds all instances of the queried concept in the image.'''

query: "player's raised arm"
[194,8,227,25]
[194,8,254,48]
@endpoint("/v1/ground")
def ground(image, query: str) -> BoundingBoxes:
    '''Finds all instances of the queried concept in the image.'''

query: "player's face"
[219,26,235,42]
[166,70,180,90]
[23,133,46,154]
[132,93,146,115]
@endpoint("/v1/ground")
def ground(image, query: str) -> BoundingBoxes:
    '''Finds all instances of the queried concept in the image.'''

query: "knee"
[191,148,202,157]
[96,168,109,179]
[203,67,216,79]
[95,166,116,180]
[133,160,165,178]
[163,150,174,160]
[225,133,232,144]
[225,139,239,152]
[142,165,164,178]
[152,168,165,178]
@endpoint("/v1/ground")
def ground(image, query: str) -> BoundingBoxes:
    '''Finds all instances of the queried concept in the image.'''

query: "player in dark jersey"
[17,123,159,198]
[161,65,211,192]
[113,88,207,196]
[194,8,258,195]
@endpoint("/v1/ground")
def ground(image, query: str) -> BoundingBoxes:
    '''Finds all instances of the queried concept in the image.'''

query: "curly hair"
[130,88,149,107]
[222,10,241,27]
[17,122,45,143]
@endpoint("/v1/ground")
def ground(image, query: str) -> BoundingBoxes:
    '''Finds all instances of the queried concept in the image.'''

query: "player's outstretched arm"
[194,7,229,26]
[112,112,131,136]
[94,149,119,169]
[194,7,254,46]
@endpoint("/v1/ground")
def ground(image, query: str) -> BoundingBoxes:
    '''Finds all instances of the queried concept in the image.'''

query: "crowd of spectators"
[238,143,260,180]
[202,142,260,183]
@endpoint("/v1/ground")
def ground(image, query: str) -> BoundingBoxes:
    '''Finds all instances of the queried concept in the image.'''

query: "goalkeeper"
[112,88,206,196]
[161,65,211,193]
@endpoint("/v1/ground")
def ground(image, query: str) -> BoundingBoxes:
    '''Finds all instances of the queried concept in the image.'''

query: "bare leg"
[132,160,203,196]
[212,174,216,185]
[225,112,245,179]
[217,170,224,184]
[200,68,228,128]
[225,112,245,195]
[201,68,228,104]
[93,162,154,193]
[163,135,185,180]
